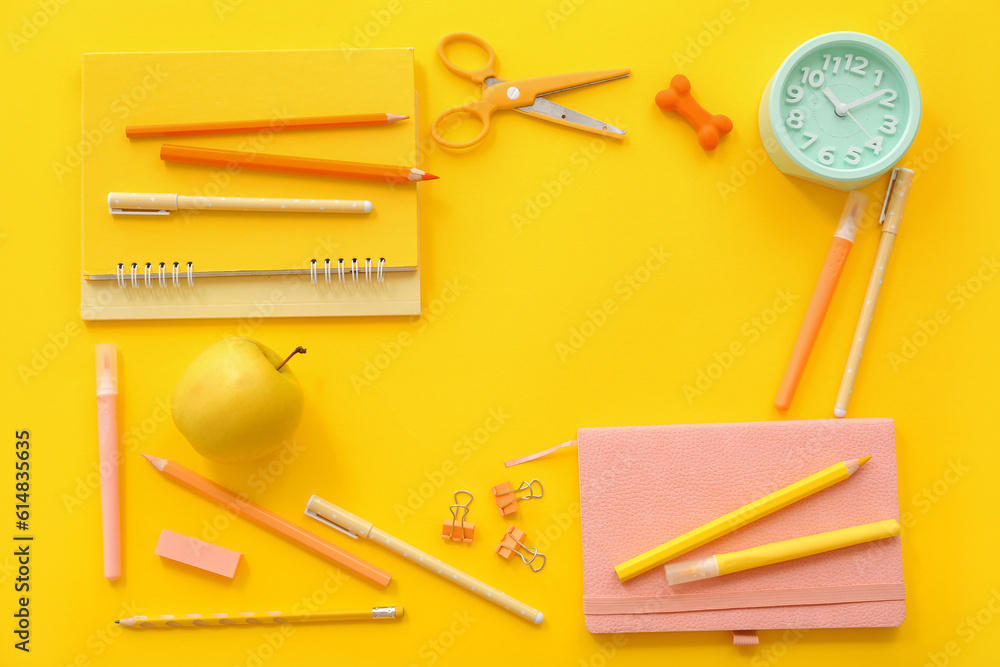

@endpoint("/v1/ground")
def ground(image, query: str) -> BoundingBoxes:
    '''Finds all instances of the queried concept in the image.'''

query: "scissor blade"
[516,96,626,136]
[538,71,630,98]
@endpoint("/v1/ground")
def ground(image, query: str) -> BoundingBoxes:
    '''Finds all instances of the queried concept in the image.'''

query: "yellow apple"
[171,337,305,463]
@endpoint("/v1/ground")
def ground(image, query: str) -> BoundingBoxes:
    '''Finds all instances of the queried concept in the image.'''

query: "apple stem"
[276,346,307,371]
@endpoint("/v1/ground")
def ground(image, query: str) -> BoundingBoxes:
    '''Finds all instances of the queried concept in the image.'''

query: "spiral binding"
[309,258,386,285]
[114,258,387,287]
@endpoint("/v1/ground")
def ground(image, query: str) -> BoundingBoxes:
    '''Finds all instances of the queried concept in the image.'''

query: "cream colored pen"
[108,192,373,215]
[305,496,544,624]
[95,344,120,580]
[835,168,915,417]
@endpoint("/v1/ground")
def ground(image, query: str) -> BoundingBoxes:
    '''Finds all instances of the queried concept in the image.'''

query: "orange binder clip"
[495,526,546,572]
[442,491,475,543]
[491,479,543,516]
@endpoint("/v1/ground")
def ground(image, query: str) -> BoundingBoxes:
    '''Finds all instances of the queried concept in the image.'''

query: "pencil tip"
[421,173,440,181]
[141,453,153,463]
[387,114,408,122]
[114,620,119,624]
[859,455,872,466]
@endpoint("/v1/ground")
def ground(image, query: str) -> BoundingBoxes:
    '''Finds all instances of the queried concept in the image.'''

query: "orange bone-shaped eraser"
[655,74,732,150]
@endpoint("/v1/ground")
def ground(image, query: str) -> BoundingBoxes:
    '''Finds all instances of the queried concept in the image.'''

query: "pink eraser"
[154,529,242,578]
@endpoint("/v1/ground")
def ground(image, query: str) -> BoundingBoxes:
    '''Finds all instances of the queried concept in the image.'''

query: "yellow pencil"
[664,520,901,585]
[614,456,872,582]
[117,607,402,628]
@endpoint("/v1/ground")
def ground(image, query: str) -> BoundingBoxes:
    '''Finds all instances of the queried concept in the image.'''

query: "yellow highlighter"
[664,519,901,585]
[615,456,871,582]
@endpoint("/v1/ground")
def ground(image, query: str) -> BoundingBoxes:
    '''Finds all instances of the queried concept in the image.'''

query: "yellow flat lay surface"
[1,0,998,665]
[82,49,419,274]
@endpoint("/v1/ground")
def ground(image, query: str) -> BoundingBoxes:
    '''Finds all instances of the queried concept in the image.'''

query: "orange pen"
[142,454,391,588]
[775,191,868,411]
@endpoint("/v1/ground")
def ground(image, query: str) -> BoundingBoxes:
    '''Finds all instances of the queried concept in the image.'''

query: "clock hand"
[845,109,873,140]
[843,89,892,111]
[822,87,849,117]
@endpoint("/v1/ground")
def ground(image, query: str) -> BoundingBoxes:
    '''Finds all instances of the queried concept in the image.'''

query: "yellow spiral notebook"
[80,48,421,320]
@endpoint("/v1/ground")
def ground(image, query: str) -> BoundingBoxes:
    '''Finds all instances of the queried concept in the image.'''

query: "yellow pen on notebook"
[615,456,872,582]
[664,520,901,585]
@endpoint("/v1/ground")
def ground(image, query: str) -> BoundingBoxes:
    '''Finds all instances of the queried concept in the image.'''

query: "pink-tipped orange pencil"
[127,113,408,138]
[141,454,391,588]
[775,191,868,411]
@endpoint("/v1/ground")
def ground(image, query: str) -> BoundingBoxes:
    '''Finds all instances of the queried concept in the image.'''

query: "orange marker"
[127,113,408,138]
[655,74,732,150]
[160,144,438,183]
[775,191,868,410]
[141,454,391,588]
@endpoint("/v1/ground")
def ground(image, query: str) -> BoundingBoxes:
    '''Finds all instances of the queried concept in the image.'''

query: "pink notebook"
[578,419,904,633]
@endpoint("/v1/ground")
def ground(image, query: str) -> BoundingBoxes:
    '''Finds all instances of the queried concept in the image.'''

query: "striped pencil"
[117,607,402,628]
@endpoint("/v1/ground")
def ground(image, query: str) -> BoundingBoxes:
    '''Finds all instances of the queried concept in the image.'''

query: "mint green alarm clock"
[759,32,921,191]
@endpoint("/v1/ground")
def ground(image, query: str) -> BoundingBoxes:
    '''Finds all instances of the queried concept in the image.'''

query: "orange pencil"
[127,113,408,138]
[141,454,391,588]
[160,144,438,183]
[775,191,868,411]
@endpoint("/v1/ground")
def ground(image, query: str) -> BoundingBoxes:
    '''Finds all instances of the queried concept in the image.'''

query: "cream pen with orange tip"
[108,193,373,215]
[95,344,121,581]
[835,168,915,417]
[305,496,545,624]
[775,191,868,410]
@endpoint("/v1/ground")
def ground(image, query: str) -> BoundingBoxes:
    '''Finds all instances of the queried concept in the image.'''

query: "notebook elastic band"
[582,582,905,615]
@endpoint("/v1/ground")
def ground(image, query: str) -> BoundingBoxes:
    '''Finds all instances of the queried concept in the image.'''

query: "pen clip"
[878,168,900,224]
[304,508,358,539]
[110,208,171,216]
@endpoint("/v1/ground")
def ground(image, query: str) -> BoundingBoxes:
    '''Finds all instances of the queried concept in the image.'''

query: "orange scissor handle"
[431,100,497,149]
[437,32,498,84]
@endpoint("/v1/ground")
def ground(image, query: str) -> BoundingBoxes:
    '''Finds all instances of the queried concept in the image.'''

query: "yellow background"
[1,0,998,665]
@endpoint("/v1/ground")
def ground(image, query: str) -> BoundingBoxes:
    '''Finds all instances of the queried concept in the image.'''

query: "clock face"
[771,33,920,180]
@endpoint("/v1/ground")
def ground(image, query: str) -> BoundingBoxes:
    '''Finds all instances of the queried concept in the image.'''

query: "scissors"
[431,33,630,149]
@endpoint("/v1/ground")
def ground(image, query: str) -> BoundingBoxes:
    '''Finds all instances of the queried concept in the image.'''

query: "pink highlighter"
[95,344,121,581]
